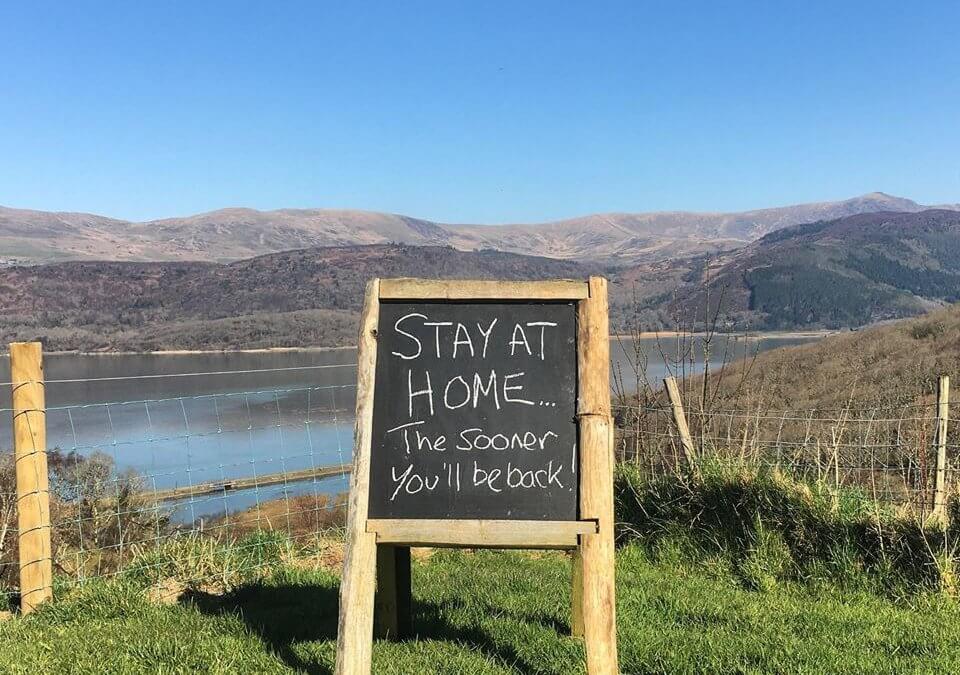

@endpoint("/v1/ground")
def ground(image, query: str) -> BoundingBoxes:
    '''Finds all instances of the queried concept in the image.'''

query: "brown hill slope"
[3,192,955,265]
[457,192,954,263]
[704,302,960,412]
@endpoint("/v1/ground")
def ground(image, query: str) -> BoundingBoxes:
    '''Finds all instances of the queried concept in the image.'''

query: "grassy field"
[1,541,959,674]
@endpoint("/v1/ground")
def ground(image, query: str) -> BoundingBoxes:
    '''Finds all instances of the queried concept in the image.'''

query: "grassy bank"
[3,466,960,673]
[1,543,959,674]
[616,460,960,596]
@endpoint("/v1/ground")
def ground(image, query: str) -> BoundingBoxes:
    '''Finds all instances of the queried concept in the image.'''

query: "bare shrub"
[910,320,946,340]
[0,454,17,593]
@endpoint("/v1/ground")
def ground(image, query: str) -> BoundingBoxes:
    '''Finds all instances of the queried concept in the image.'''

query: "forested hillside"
[629,209,960,330]
[0,245,597,351]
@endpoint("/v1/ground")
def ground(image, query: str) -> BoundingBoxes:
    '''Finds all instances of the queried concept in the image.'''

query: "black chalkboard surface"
[368,301,579,520]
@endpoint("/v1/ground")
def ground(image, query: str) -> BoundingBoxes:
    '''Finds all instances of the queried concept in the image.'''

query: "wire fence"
[1,360,360,607]
[2,351,956,609]
[612,395,954,512]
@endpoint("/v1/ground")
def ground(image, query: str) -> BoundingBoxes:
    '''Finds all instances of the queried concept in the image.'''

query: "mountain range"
[2,192,957,266]
[4,194,960,350]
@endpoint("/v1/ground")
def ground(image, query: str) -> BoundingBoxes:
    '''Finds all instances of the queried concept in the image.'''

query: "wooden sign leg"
[336,531,377,674]
[336,280,381,675]
[575,277,619,674]
[374,544,412,639]
[571,548,584,638]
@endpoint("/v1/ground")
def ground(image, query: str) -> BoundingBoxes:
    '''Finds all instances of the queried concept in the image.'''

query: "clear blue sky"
[1,1,958,223]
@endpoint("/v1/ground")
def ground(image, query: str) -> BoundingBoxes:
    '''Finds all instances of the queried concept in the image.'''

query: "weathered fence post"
[10,342,53,613]
[933,374,950,521]
[664,376,696,468]
[335,280,380,675]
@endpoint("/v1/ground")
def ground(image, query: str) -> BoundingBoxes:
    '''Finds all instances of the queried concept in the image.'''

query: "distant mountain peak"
[849,192,919,207]
[0,193,956,265]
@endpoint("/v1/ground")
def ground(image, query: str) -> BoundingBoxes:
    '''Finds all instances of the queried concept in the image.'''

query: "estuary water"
[0,335,820,523]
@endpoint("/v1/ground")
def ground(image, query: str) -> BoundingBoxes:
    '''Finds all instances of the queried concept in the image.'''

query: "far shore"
[613,329,838,340]
[22,345,358,357]
[17,330,836,357]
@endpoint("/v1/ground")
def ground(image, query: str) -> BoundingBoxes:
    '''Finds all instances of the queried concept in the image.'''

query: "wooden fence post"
[335,280,381,675]
[10,342,53,613]
[574,276,619,674]
[663,376,696,468]
[933,374,950,521]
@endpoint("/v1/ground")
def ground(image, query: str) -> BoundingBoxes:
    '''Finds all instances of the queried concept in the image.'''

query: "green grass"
[2,544,959,674]
[2,465,958,672]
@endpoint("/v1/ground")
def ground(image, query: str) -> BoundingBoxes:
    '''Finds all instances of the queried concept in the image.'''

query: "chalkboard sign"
[336,278,618,675]
[369,302,578,520]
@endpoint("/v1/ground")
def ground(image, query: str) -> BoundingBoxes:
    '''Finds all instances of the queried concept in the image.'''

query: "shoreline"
[33,345,358,357]
[21,331,835,357]
[613,329,837,340]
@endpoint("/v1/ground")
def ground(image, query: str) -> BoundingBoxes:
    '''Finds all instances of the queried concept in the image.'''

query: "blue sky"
[1,1,958,223]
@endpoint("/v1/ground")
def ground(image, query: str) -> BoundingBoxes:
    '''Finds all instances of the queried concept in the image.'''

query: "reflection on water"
[0,335,820,524]
[0,350,358,524]
[609,334,819,392]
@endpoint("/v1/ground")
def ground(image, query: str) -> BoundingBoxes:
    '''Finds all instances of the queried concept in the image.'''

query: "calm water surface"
[0,336,818,523]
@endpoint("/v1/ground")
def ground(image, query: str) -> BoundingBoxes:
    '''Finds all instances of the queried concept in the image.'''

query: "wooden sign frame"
[335,277,618,674]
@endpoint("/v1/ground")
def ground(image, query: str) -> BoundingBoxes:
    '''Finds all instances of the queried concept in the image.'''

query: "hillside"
[629,209,960,330]
[690,301,960,413]
[8,208,960,353]
[0,245,596,351]
[2,192,955,266]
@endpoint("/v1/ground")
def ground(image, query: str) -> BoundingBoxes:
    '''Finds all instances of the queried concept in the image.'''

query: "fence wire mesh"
[2,354,956,607]
[613,397,954,512]
[1,363,359,606]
